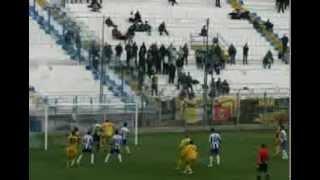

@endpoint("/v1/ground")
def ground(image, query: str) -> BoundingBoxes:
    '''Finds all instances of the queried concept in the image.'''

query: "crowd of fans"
[276,0,289,13]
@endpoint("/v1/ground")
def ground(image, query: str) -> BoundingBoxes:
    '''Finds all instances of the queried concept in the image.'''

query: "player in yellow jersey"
[100,120,115,151]
[66,129,80,168]
[273,125,281,157]
[181,140,198,175]
[176,134,191,170]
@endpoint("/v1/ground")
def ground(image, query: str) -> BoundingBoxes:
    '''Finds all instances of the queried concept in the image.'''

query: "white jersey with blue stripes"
[112,134,123,149]
[83,134,94,149]
[120,127,130,140]
[209,132,221,149]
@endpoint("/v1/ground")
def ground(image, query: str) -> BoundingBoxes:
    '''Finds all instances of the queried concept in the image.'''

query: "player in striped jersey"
[279,125,288,160]
[76,130,95,166]
[104,129,123,163]
[120,122,131,154]
[208,128,222,167]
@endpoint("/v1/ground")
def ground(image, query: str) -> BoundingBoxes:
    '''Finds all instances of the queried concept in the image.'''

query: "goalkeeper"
[176,133,191,170]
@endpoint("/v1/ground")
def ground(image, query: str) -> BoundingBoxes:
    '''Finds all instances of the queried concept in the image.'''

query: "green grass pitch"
[30,131,289,180]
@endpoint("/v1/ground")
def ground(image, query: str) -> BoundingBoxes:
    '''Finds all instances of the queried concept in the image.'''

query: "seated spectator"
[105,17,117,28]
[199,25,207,37]
[158,22,169,36]
[112,26,128,40]
[264,19,274,32]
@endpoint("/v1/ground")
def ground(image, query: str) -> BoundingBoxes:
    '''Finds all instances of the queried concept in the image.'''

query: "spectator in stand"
[216,78,222,95]
[263,50,273,69]
[182,43,189,65]
[228,44,237,64]
[276,0,285,13]
[146,50,154,78]
[176,54,184,76]
[125,42,132,68]
[132,42,138,67]
[151,74,158,96]
[284,0,289,9]
[281,34,289,55]
[243,43,249,65]
[134,10,142,23]
[89,0,102,12]
[158,22,169,36]
[209,78,216,98]
[115,43,123,61]
[103,43,113,63]
[215,0,221,8]
[159,44,167,72]
[89,41,99,69]
[139,43,147,72]
[75,31,82,61]
[186,72,194,95]
[105,17,117,28]
[264,19,274,32]
[199,25,208,37]
[168,0,178,6]
[221,80,230,95]
[144,21,152,35]
[168,62,176,84]
[256,144,270,180]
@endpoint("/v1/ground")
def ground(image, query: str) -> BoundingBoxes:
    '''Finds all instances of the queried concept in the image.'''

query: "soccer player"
[256,144,270,180]
[120,122,131,154]
[104,129,123,163]
[176,134,191,170]
[279,125,288,160]
[273,125,281,157]
[93,124,101,152]
[208,128,222,167]
[100,119,115,151]
[181,140,198,175]
[76,130,95,165]
[65,130,80,168]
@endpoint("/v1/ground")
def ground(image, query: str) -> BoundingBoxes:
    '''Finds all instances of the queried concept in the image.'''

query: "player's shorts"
[281,141,287,151]
[110,147,120,154]
[257,163,268,173]
[66,146,78,160]
[210,148,220,155]
[82,147,93,154]
[122,139,127,146]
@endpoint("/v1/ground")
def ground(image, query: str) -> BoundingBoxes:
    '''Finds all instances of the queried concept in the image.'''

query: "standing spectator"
[264,19,273,32]
[243,43,249,65]
[139,43,147,72]
[168,62,176,84]
[146,50,154,78]
[281,34,289,55]
[215,0,221,8]
[199,25,208,37]
[75,31,82,61]
[151,74,158,96]
[125,42,132,68]
[256,144,270,180]
[176,55,184,76]
[221,80,230,95]
[103,43,113,63]
[228,44,237,64]
[159,44,167,73]
[115,43,123,61]
[216,78,222,95]
[182,43,189,65]
[132,42,138,67]
[158,22,169,36]
[277,0,285,13]
[263,50,273,69]
[185,72,194,95]
[209,77,216,98]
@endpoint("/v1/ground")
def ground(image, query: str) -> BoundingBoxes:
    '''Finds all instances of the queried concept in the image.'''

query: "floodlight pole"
[99,15,106,103]
[203,18,209,126]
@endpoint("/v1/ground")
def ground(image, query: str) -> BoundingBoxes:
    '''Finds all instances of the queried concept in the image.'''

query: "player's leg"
[90,152,95,165]
[76,153,83,165]
[281,141,288,160]
[104,148,112,163]
[216,150,221,165]
[208,149,214,167]
[117,149,122,163]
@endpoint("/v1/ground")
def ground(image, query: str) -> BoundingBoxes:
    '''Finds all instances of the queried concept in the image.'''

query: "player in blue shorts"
[76,130,95,166]
[208,128,222,167]
[120,122,131,154]
[104,129,123,163]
